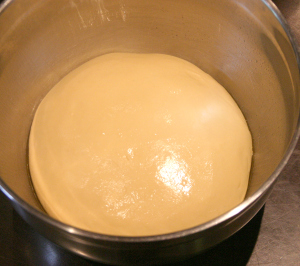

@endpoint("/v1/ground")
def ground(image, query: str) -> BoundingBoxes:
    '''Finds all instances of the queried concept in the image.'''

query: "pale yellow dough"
[29,53,252,236]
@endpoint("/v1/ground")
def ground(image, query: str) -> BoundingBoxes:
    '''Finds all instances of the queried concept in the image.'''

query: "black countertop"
[0,0,299,265]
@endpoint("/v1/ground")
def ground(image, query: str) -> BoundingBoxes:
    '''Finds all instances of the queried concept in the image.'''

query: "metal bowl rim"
[0,0,299,244]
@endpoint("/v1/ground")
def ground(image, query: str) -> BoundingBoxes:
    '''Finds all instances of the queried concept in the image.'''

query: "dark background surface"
[0,0,299,265]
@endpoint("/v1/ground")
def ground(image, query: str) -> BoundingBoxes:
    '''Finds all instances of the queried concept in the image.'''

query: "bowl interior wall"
[0,0,299,213]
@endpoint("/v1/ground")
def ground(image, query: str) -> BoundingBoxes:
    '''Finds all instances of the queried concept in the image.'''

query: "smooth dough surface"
[29,53,252,236]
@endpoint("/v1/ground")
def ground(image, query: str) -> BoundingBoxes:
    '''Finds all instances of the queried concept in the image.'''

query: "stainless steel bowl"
[0,0,299,264]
